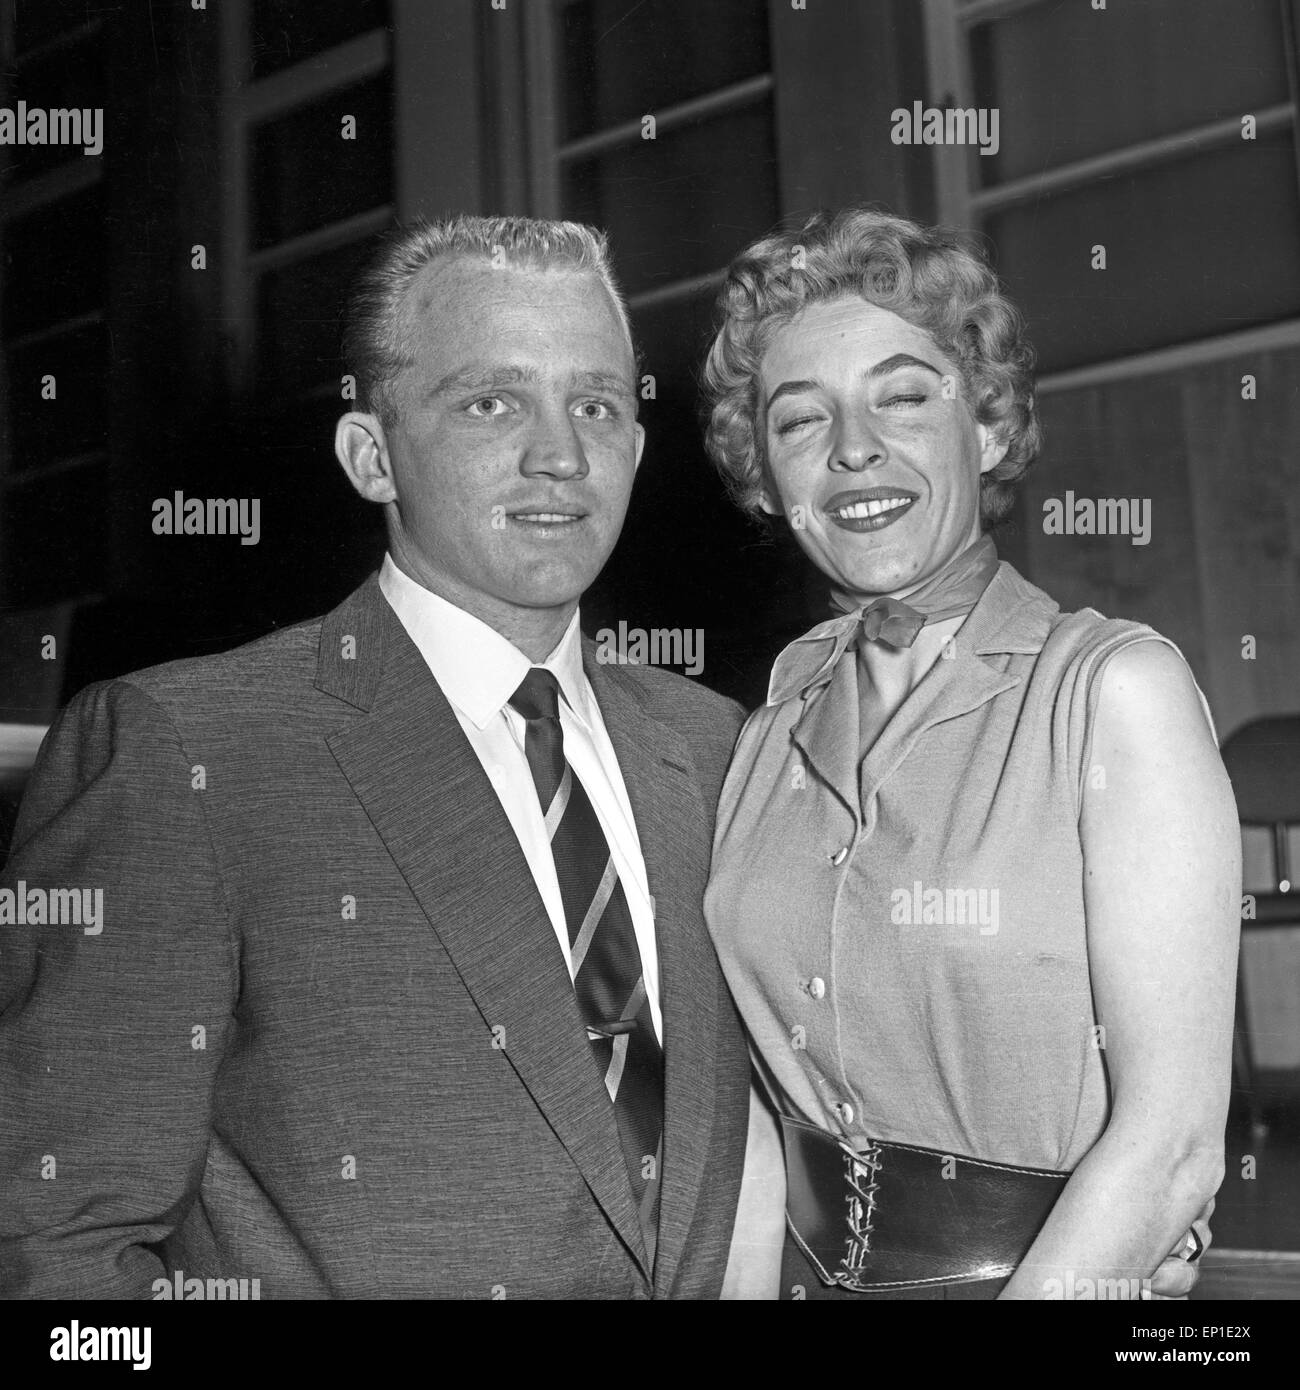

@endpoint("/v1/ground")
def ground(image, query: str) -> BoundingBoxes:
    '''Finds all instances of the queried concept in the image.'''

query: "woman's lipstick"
[824,487,918,532]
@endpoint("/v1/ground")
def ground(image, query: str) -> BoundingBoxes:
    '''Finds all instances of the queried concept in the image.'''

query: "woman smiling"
[705,208,1241,1300]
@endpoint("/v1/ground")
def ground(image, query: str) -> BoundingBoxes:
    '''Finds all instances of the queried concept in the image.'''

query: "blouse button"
[829,846,849,866]
[807,976,826,999]
[834,1101,855,1126]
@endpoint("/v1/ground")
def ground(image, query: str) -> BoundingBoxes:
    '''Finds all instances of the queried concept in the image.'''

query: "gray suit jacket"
[0,575,751,1299]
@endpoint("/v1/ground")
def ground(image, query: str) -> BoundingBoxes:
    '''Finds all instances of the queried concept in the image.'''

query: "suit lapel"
[317,581,650,1276]
[584,649,721,1294]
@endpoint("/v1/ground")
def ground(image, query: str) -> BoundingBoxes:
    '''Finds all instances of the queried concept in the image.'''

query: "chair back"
[1221,715,1300,898]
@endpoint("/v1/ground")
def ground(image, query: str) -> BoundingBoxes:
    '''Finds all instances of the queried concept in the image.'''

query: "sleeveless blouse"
[705,562,1214,1171]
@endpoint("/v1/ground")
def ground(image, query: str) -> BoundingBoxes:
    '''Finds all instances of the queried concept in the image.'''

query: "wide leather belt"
[780,1111,1070,1291]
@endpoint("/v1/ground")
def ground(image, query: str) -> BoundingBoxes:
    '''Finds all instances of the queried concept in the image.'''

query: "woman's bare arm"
[1000,640,1240,1300]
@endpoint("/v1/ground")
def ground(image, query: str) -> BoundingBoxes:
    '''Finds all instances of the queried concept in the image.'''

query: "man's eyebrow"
[766,354,945,409]
[572,370,634,396]
[423,364,633,400]
[425,364,539,399]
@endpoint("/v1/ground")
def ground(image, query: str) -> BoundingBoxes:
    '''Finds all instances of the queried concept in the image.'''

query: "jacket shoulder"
[604,661,745,740]
[595,662,745,813]
[90,617,325,723]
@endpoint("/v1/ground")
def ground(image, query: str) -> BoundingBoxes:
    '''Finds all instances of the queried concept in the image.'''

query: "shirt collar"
[766,561,1060,707]
[378,553,593,730]
[966,562,1060,656]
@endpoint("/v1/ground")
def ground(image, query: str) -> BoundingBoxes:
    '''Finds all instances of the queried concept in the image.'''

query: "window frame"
[515,0,777,316]
[0,1,110,609]
[921,0,1300,396]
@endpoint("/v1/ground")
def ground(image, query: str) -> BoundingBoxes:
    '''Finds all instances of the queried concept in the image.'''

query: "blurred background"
[2,0,1300,1295]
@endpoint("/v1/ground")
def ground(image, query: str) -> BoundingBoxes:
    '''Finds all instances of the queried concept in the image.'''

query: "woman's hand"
[720,1081,787,1299]
[1000,640,1240,1300]
[1148,1196,1215,1298]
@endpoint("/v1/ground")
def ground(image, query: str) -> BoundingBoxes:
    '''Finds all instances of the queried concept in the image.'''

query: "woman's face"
[757,296,1008,599]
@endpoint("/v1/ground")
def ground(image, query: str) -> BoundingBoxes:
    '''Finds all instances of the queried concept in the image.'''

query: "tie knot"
[509,667,561,722]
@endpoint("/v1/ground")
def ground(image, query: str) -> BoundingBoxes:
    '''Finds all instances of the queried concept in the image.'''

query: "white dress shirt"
[379,554,663,1042]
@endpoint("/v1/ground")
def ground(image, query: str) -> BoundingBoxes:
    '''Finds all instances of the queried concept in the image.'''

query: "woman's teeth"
[832,497,911,520]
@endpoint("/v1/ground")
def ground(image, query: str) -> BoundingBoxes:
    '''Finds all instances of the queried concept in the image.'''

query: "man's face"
[375,258,643,624]
[757,296,1006,599]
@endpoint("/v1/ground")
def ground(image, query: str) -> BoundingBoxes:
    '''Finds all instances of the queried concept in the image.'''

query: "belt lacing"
[841,1143,882,1277]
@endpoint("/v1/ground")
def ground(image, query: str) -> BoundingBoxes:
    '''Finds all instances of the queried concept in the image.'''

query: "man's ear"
[632,420,646,472]
[976,421,1010,476]
[335,412,398,504]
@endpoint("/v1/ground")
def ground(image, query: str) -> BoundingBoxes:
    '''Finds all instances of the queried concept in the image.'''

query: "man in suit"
[0,215,759,1299]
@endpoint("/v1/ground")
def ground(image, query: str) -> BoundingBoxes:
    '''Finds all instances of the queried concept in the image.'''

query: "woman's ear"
[976,422,1010,476]
[755,450,782,516]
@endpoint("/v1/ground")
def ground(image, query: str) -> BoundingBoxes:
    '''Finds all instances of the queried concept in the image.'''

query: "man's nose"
[520,408,589,480]
[829,414,887,472]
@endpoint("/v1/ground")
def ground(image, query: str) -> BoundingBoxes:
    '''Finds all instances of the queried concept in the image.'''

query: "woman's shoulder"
[1001,565,1182,680]
[1018,584,1217,745]
[1043,603,1166,669]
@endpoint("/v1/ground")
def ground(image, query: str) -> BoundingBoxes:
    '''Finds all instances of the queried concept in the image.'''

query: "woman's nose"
[830,416,887,472]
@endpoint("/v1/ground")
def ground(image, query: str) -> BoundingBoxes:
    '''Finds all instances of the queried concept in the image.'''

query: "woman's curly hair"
[702,206,1042,527]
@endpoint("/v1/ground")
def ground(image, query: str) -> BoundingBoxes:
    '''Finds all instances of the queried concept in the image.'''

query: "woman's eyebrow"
[766,378,822,407]
[867,352,944,379]
[766,354,945,408]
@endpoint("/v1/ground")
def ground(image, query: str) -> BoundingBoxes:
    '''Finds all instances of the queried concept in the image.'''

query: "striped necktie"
[509,668,664,1261]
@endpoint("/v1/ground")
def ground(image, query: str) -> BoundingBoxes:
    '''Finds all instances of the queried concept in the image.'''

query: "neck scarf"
[767,535,1000,705]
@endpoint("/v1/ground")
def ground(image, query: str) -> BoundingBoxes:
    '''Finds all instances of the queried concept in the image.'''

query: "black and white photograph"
[0,0,1296,1355]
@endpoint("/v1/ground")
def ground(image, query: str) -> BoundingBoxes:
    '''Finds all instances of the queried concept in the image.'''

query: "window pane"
[986,133,1300,373]
[251,0,390,80]
[256,235,383,395]
[245,391,387,619]
[971,0,1290,184]
[250,75,393,250]
[584,286,814,706]
[1,186,107,340]
[562,102,779,297]
[561,0,770,138]
[12,0,99,56]
[6,321,108,469]
[599,288,733,620]
[1,460,107,607]
[9,37,105,182]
